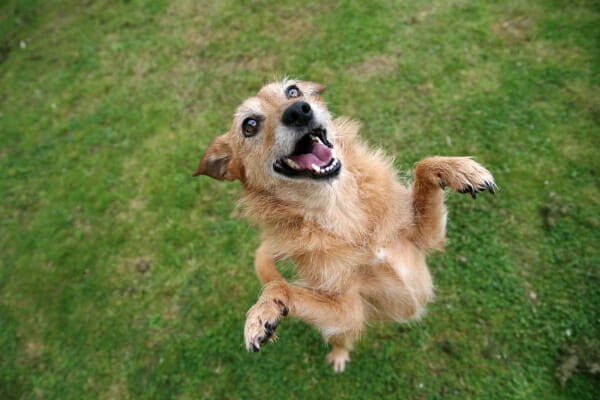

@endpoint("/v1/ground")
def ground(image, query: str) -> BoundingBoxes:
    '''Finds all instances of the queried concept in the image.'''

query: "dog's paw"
[244,298,289,352]
[438,158,496,199]
[326,347,350,373]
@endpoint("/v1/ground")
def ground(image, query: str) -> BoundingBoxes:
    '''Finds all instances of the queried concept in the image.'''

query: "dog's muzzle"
[273,102,342,180]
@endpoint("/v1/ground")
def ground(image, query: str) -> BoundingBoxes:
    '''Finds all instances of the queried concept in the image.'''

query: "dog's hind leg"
[327,333,355,373]
[411,156,495,249]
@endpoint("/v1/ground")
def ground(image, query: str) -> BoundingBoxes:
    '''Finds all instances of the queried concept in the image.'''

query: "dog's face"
[193,80,342,189]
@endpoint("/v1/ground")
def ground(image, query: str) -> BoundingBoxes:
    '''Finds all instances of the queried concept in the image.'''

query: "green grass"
[1,0,599,398]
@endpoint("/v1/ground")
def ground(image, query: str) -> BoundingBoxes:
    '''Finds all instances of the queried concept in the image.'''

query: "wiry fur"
[193,80,495,372]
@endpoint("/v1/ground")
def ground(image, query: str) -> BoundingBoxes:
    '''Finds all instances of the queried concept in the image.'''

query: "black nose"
[282,101,313,127]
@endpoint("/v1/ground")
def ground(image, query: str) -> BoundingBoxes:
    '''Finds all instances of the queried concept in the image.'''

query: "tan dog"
[193,79,495,372]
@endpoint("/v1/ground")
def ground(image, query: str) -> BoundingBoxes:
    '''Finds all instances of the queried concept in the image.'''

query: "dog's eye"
[242,117,260,137]
[286,85,302,99]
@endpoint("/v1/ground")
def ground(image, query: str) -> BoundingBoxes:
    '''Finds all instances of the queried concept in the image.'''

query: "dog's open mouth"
[273,127,341,179]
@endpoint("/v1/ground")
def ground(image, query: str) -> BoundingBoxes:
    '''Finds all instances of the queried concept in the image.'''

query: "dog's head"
[193,80,342,189]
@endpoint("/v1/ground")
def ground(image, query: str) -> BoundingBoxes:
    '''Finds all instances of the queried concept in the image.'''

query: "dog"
[193,79,495,372]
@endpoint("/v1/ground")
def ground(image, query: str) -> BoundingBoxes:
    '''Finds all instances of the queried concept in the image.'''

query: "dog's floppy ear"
[192,134,241,181]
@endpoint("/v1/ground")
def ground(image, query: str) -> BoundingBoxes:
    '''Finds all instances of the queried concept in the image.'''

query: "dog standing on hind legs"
[193,79,496,372]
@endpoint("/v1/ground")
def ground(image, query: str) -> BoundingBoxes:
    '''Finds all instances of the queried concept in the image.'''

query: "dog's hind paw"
[244,298,289,352]
[326,347,350,373]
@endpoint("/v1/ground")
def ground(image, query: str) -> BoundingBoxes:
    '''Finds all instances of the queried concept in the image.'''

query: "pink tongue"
[289,142,332,169]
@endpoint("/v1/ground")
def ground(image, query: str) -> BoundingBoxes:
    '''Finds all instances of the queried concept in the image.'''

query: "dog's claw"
[274,299,289,316]
[459,180,496,199]
[266,320,278,330]
[252,343,260,353]
[459,185,476,198]
[264,321,278,339]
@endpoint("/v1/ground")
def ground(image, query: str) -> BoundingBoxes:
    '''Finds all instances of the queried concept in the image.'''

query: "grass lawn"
[1,0,599,398]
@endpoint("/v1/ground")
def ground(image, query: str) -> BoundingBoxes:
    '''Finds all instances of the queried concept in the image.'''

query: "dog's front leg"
[254,241,284,284]
[411,156,495,249]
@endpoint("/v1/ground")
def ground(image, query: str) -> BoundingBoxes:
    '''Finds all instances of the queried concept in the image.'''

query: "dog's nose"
[282,101,313,127]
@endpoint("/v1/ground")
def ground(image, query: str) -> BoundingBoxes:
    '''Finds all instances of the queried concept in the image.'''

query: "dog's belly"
[291,238,433,323]
[362,240,434,322]
[294,248,373,293]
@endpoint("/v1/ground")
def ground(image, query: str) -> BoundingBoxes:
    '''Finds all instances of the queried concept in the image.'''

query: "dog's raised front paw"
[437,157,496,199]
[244,298,289,352]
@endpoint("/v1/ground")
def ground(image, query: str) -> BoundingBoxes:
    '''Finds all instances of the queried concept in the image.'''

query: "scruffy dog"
[193,80,495,372]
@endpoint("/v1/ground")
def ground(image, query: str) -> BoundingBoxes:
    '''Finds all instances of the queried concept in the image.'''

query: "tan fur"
[194,80,495,372]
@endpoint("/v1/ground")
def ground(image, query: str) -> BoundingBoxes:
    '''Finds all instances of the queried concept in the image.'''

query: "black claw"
[259,335,270,345]
[274,299,289,317]
[264,321,278,337]
[266,320,278,330]
[460,181,495,198]
[461,185,477,199]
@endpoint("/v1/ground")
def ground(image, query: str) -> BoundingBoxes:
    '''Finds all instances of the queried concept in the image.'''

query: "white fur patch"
[375,247,387,262]
[322,325,348,339]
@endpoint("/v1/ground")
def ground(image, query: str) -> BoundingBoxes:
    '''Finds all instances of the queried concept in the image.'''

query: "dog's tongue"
[289,141,333,169]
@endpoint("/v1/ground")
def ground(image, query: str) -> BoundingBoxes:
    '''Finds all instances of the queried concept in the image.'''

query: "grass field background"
[1,0,599,398]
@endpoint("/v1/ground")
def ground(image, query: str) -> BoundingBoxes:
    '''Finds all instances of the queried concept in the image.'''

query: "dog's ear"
[192,134,241,181]
[305,81,327,96]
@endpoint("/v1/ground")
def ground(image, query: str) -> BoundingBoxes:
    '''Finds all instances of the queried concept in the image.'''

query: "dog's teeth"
[310,134,323,144]
[331,149,337,159]
[284,158,301,170]
[311,164,322,173]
